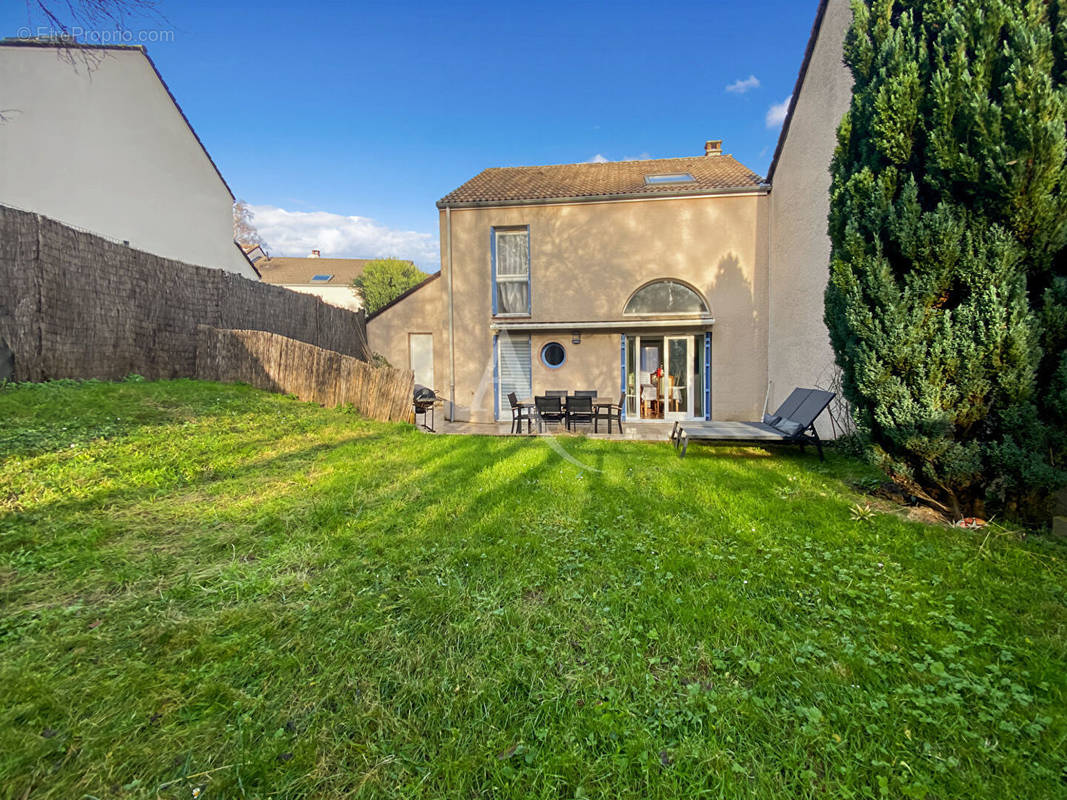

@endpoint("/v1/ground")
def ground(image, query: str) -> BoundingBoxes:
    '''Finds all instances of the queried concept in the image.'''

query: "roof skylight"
[311,274,333,282]
[644,173,696,185]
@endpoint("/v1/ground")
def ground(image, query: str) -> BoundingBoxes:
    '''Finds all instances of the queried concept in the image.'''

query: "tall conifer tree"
[826,0,1067,517]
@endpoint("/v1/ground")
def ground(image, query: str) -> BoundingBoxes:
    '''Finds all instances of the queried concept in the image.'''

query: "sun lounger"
[669,388,835,459]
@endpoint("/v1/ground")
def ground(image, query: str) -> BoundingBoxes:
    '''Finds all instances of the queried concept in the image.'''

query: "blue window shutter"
[493,334,500,421]
[490,230,498,315]
[704,332,712,420]
[620,335,627,420]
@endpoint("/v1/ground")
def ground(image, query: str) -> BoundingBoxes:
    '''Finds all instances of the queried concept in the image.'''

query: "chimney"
[704,139,722,156]
[310,249,320,258]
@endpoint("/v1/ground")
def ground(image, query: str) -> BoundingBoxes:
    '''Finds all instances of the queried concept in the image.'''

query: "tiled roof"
[257,257,390,285]
[438,154,766,207]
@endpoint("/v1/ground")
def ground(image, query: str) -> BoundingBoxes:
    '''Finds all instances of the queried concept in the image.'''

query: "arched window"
[624,280,709,315]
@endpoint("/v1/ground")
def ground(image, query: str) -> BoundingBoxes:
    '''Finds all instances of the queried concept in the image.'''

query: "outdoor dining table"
[518,396,613,405]
[517,397,620,433]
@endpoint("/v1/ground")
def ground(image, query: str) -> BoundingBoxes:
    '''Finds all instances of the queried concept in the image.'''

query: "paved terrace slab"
[426,420,676,441]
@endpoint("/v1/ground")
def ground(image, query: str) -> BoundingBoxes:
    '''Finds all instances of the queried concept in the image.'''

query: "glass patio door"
[624,334,703,421]
[664,336,691,421]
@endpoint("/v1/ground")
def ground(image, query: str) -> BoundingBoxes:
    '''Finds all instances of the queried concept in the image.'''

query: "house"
[0,40,259,279]
[369,144,767,423]
[258,252,410,312]
[367,0,853,428]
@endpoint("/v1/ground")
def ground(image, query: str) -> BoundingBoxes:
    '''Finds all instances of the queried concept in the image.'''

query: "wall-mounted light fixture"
[571,332,581,344]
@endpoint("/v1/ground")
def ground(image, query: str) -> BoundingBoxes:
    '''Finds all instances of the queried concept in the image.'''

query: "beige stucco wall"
[282,284,363,311]
[367,275,445,382]
[0,46,257,279]
[438,190,770,423]
[767,0,853,434]
[530,332,619,399]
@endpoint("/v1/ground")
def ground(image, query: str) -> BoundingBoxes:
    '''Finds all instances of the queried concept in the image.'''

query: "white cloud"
[586,152,651,163]
[250,205,438,269]
[726,74,760,94]
[766,95,792,128]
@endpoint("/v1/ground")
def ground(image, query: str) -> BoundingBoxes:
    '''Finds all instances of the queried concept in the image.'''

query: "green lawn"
[1,379,1065,799]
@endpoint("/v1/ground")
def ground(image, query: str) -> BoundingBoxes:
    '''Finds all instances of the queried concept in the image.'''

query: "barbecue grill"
[413,385,437,432]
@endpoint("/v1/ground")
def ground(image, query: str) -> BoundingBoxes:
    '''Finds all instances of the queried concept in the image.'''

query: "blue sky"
[4,1,822,267]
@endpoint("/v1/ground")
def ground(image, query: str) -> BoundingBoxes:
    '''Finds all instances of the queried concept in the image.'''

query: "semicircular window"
[624,280,709,315]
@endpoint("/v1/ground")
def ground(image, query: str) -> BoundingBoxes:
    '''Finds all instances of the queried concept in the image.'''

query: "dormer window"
[644,173,696,185]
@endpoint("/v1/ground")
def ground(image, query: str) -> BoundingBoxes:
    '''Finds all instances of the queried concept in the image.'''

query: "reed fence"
[196,326,413,423]
[0,204,369,381]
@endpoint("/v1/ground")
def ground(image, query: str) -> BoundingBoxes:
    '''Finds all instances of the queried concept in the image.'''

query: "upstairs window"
[624,280,709,315]
[493,227,530,315]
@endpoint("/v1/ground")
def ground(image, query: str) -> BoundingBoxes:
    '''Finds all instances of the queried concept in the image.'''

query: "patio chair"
[545,390,568,398]
[534,395,566,432]
[641,384,658,417]
[573,390,597,398]
[507,391,530,435]
[594,393,624,434]
[669,388,835,459]
[566,394,594,431]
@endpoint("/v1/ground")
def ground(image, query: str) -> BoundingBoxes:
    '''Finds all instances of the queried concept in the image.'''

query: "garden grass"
[0,378,1064,799]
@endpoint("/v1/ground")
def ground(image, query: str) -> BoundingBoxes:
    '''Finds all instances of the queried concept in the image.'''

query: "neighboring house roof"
[258,257,395,286]
[366,271,442,321]
[0,39,237,203]
[438,154,766,208]
[765,0,833,184]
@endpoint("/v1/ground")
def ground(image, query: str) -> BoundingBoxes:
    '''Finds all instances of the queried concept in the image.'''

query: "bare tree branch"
[18,1,165,71]
[233,201,269,253]
[25,0,161,38]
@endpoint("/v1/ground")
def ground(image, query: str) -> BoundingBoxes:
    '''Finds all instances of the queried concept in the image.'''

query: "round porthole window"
[540,341,566,369]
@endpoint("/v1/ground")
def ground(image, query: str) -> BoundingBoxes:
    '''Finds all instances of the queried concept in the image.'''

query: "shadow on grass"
[4,388,1067,800]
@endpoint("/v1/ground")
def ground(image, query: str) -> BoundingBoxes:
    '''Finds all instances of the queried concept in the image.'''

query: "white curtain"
[497,281,529,314]
[496,233,527,276]
[496,232,529,313]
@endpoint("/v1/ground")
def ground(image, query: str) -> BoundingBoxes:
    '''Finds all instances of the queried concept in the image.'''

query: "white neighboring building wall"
[766,0,853,435]
[282,284,363,312]
[256,255,390,312]
[0,42,258,279]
